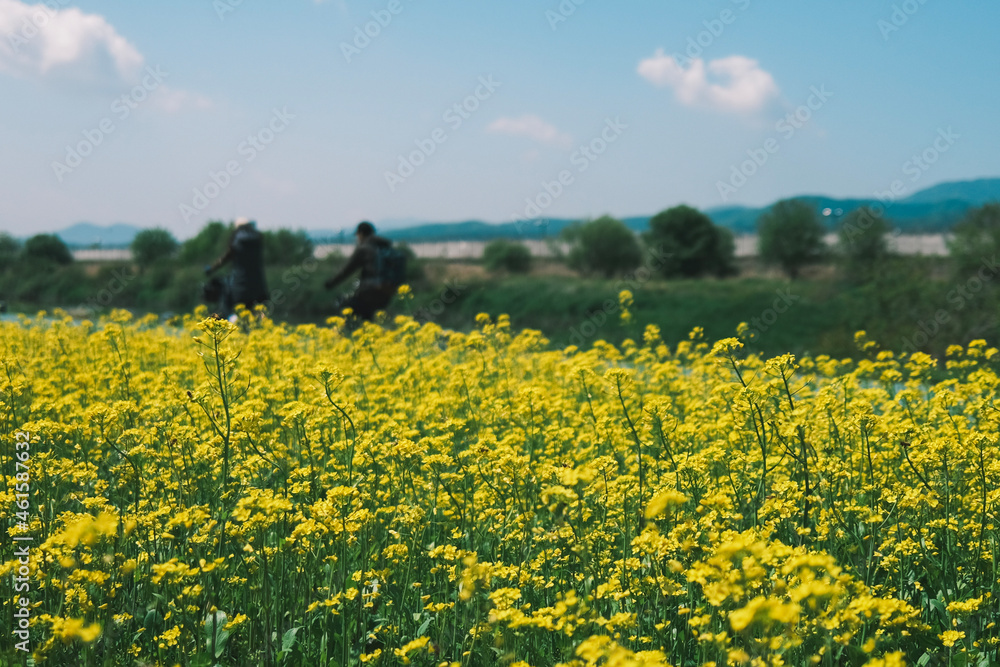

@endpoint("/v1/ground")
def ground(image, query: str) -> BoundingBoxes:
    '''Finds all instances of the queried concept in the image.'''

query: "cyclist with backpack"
[205,217,270,319]
[323,221,405,321]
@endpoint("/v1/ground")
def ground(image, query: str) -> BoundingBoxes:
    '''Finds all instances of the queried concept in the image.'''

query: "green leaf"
[949,651,969,667]
[417,616,433,636]
[929,597,946,620]
[281,626,302,654]
[204,610,231,659]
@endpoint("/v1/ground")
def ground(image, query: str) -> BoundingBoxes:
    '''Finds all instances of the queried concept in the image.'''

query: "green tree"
[644,205,736,278]
[180,221,231,265]
[131,228,179,266]
[758,199,826,278]
[263,229,314,266]
[395,243,425,284]
[22,234,73,265]
[837,207,893,283]
[948,203,1000,278]
[483,239,532,274]
[564,216,642,278]
[0,232,19,269]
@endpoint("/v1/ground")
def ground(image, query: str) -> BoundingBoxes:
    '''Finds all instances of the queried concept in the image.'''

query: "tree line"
[2,200,998,306]
[478,199,998,283]
[0,222,315,269]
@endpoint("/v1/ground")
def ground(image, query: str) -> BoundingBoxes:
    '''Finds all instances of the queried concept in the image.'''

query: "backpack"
[375,245,407,288]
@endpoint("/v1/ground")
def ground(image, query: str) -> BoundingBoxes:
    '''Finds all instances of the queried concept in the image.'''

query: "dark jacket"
[214,225,269,305]
[326,235,392,291]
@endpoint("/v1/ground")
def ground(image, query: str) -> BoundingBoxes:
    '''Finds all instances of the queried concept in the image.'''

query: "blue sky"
[0,0,997,238]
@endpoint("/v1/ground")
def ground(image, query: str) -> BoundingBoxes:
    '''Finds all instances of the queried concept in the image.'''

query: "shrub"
[948,203,1000,278]
[131,228,179,266]
[180,221,231,265]
[483,239,532,274]
[837,207,893,283]
[22,233,73,265]
[263,229,314,266]
[565,216,642,277]
[758,199,826,278]
[0,232,20,269]
[644,205,736,278]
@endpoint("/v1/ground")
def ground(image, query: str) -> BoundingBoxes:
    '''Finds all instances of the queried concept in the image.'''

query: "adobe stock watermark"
[568,246,669,346]
[340,0,416,63]
[179,108,296,223]
[546,0,586,31]
[412,279,467,322]
[900,255,1000,354]
[742,289,800,342]
[11,431,33,654]
[51,66,168,183]
[384,75,501,192]
[716,85,833,203]
[671,0,752,67]
[5,0,71,53]
[510,117,628,234]
[79,265,139,312]
[214,0,245,21]
[258,255,320,314]
[901,127,958,184]
[878,0,932,41]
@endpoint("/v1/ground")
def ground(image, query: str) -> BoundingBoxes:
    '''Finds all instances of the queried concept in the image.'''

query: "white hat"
[235,217,253,227]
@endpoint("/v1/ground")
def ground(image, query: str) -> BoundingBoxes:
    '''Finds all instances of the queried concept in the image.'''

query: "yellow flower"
[4,287,988,664]
[157,625,181,649]
[394,636,431,664]
[946,597,983,616]
[862,652,906,667]
[224,614,249,632]
[729,597,799,632]
[644,489,688,519]
[939,630,964,648]
[52,618,102,644]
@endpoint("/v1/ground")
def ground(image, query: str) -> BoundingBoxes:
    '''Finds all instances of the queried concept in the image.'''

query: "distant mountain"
[310,219,579,243]
[372,179,998,240]
[705,198,976,234]
[376,217,426,230]
[306,229,348,243]
[47,177,1000,247]
[57,222,143,248]
[902,178,1000,206]
[705,182,999,234]
[309,216,654,243]
[393,219,574,241]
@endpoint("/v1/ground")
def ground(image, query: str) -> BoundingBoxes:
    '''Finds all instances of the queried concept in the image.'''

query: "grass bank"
[2,255,994,359]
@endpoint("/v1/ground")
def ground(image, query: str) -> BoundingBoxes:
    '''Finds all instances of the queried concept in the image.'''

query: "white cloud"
[0,0,143,85]
[487,114,573,149]
[638,50,779,113]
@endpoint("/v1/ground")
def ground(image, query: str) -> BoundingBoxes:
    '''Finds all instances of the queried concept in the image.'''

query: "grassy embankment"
[2,255,992,359]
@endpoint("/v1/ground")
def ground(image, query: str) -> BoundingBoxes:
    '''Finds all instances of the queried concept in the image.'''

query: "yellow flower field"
[1,307,998,666]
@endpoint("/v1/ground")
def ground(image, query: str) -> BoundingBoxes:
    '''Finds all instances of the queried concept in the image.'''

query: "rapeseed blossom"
[0,309,996,664]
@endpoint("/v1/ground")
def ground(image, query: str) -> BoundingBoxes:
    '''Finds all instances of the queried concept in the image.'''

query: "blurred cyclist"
[205,218,269,318]
[323,221,398,321]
